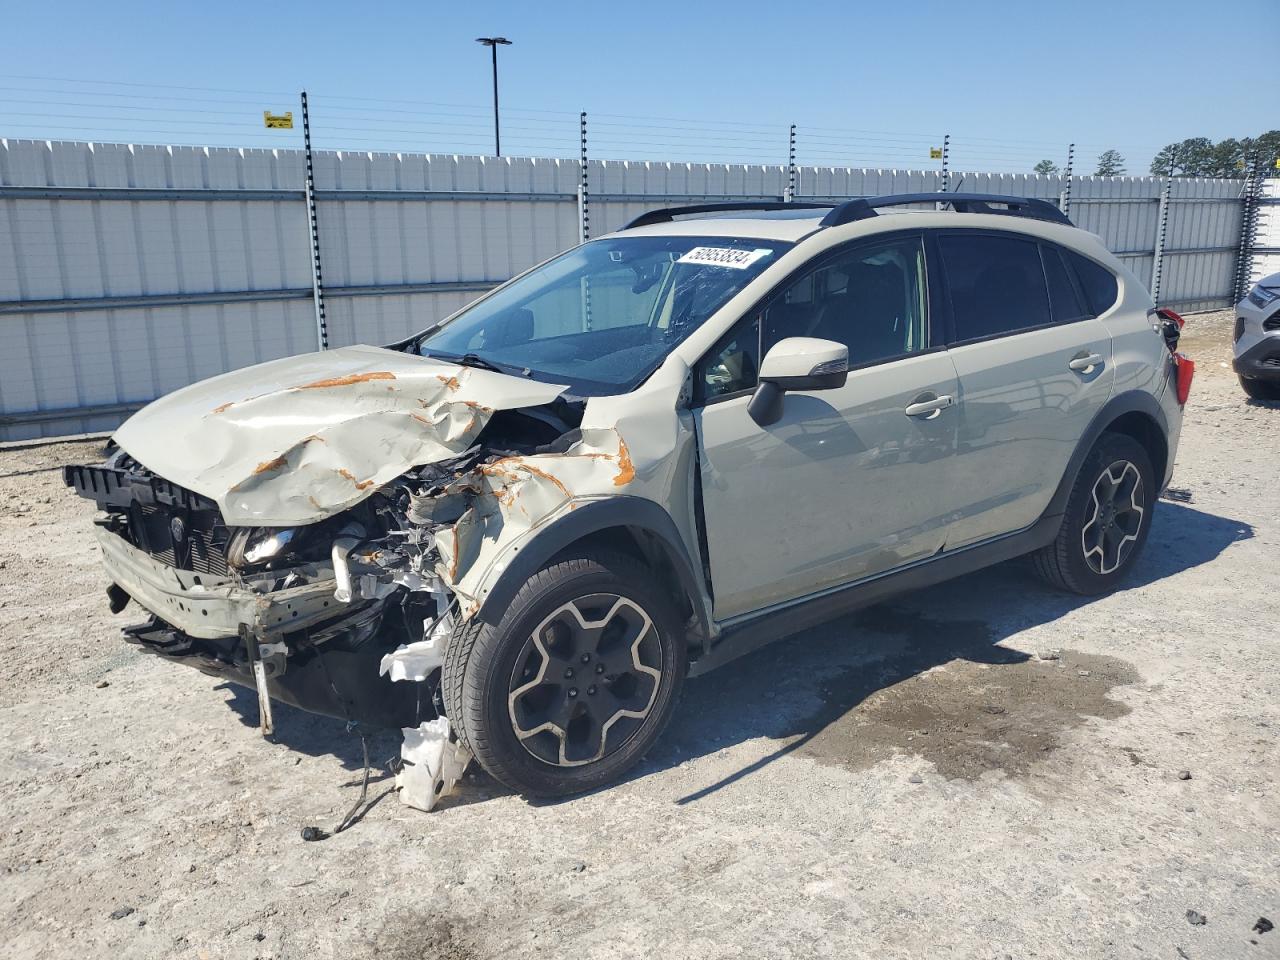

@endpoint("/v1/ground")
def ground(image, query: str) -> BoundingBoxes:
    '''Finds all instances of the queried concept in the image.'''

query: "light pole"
[475,36,512,156]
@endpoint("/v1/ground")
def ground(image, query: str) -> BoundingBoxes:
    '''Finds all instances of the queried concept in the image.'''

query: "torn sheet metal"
[398,717,472,812]
[432,358,706,620]
[112,344,566,527]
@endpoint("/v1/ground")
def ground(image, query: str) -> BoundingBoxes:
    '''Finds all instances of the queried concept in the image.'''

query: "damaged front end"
[65,444,475,733]
[65,347,621,809]
[66,339,702,810]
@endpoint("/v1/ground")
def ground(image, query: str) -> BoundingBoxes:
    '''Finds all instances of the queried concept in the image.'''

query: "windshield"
[416,235,791,394]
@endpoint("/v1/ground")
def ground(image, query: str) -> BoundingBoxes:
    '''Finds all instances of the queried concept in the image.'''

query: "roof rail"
[820,193,1071,227]
[616,193,1072,234]
[621,201,835,230]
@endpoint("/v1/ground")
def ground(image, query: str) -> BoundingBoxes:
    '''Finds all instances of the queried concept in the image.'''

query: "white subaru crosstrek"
[67,193,1192,802]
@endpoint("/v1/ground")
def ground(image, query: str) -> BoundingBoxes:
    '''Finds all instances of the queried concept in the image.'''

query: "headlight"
[243,527,300,564]
[1248,284,1280,308]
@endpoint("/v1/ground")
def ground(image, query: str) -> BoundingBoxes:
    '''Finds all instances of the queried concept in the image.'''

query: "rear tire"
[1239,375,1280,401]
[1033,432,1155,595]
[442,550,686,797]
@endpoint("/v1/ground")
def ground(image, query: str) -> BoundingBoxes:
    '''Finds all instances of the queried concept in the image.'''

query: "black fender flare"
[473,496,713,645]
[1045,389,1170,519]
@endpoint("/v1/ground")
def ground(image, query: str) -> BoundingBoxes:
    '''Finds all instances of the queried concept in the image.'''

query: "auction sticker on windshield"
[676,247,773,269]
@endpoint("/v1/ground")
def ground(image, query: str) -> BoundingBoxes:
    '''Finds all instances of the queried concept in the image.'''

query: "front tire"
[442,550,686,797]
[1033,432,1155,595]
[1239,375,1280,401]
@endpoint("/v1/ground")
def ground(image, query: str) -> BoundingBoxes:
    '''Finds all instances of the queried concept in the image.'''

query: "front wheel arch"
[471,497,713,655]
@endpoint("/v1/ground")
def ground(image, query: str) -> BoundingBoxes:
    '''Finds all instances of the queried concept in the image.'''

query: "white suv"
[67,193,1191,801]
[1234,270,1280,400]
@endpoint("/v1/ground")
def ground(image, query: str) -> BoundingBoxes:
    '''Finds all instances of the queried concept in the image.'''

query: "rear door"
[935,231,1115,549]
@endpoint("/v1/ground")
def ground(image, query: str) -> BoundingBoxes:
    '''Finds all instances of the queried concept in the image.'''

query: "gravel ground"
[2,309,1278,960]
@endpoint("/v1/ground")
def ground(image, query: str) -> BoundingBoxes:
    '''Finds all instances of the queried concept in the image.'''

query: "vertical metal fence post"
[1232,153,1264,304]
[578,111,592,330]
[785,124,797,202]
[1151,152,1176,303]
[940,133,951,193]
[300,91,328,350]
[1062,142,1075,218]
[1157,168,1172,304]
[578,111,590,243]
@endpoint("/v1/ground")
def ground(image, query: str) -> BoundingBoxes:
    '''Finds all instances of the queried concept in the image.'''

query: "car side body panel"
[943,319,1115,549]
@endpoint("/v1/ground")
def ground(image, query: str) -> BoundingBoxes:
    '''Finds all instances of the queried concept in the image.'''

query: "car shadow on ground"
[652,500,1252,803]
[219,685,403,774]
[219,501,1251,806]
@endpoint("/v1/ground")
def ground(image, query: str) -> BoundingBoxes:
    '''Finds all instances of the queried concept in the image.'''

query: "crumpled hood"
[113,344,567,526]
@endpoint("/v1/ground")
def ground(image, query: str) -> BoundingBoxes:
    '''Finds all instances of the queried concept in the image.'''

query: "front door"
[692,234,964,622]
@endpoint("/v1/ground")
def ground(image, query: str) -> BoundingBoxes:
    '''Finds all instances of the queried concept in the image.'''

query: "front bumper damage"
[68,455,475,811]
[95,527,342,641]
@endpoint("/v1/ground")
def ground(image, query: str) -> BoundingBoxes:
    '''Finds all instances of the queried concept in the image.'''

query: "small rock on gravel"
[1178,770,1192,781]
[1037,649,1060,661]
[95,680,109,689]
[1254,917,1274,935]
[1186,909,1208,926]
[108,906,135,920]
[908,773,924,784]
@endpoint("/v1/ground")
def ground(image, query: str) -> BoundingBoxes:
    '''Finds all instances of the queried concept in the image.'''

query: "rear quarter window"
[1041,244,1091,323]
[1064,250,1120,316]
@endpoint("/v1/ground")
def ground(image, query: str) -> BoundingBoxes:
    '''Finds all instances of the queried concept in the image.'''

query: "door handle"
[904,394,954,419]
[1069,352,1104,373]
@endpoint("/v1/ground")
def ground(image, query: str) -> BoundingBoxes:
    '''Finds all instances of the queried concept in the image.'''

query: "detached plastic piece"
[397,717,472,812]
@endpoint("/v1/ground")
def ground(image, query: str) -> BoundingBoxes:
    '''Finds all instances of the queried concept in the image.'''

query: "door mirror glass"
[748,337,848,426]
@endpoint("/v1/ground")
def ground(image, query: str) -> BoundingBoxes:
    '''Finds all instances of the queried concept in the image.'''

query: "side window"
[1041,244,1091,323]
[761,236,928,366]
[939,233,1052,341]
[1064,250,1120,316]
[697,315,760,402]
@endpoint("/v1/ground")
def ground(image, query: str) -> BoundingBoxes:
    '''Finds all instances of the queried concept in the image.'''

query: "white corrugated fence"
[0,138,1257,440]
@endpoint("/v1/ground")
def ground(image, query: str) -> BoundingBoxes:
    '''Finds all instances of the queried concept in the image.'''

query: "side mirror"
[747,337,849,426]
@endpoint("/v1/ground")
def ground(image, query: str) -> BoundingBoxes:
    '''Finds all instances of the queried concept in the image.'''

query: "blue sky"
[2,0,1274,175]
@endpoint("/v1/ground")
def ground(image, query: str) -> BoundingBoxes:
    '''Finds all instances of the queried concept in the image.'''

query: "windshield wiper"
[423,349,533,378]
[456,352,504,373]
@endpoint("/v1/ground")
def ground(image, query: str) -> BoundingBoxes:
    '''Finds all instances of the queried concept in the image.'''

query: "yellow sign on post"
[263,111,294,129]
[929,147,943,159]
[1274,156,1280,170]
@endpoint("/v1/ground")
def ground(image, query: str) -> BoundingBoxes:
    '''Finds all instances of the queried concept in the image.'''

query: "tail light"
[1150,307,1192,404]
[1173,353,1194,405]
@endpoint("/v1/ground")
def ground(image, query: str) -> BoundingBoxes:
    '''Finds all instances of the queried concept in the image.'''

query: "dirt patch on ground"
[795,625,1139,780]
[364,914,479,960]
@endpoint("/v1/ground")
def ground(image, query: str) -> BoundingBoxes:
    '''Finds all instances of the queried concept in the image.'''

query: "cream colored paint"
[112,344,567,527]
